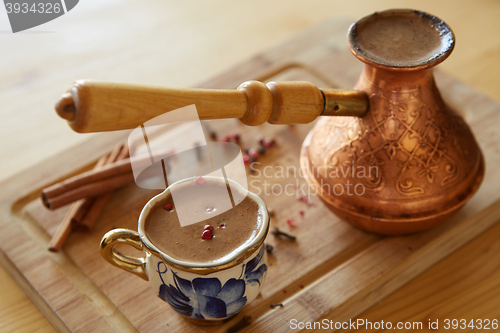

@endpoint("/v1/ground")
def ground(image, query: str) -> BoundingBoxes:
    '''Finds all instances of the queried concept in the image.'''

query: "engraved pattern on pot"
[311,87,475,198]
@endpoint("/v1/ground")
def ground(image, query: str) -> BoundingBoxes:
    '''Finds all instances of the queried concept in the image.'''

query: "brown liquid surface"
[353,13,448,66]
[145,179,263,263]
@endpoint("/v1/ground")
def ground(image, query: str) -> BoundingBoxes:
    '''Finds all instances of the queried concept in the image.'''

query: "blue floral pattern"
[156,245,267,320]
[245,245,267,286]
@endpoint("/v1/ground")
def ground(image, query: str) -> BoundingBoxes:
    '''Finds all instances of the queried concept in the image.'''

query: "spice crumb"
[270,303,284,309]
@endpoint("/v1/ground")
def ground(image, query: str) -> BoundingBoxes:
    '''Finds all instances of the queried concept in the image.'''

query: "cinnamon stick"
[41,158,133,208]
[76,145,130,231]
[41,150,169,210]
[41,150,168,210]
[43,173,134,210]
[47,155,108,252]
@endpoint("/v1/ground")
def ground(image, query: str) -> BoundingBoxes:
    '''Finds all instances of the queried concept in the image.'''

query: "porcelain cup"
[100,177,269,324]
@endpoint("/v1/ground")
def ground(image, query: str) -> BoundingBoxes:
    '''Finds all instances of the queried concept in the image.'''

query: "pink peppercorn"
[233,133,240,143]
[202,230,213,240]
[264,139,275,148]
[248,148,259,159]
[196,176,205,185]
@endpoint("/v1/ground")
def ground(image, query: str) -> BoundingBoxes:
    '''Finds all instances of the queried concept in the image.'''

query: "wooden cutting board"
[1,18,500,333]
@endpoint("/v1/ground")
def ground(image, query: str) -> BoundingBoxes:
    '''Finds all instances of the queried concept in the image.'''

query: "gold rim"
[138,176,269,274]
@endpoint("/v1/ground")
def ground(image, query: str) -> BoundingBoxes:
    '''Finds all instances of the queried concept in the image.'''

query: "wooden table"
[0,1,499,331]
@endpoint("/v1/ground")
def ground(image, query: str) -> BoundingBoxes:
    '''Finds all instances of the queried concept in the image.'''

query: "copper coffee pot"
[54,9,484,235]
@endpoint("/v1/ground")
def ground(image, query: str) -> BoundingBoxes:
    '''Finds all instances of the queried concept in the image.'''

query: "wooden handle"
[55,80,368,133]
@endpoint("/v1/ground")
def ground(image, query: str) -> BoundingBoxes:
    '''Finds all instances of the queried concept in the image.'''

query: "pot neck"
[356,65,436,93]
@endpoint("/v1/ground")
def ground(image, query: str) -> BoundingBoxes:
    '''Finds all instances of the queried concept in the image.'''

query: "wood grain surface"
[0,1,499,332]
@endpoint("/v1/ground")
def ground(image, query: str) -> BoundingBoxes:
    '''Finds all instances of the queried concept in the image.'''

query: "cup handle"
[100,228,148,281]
